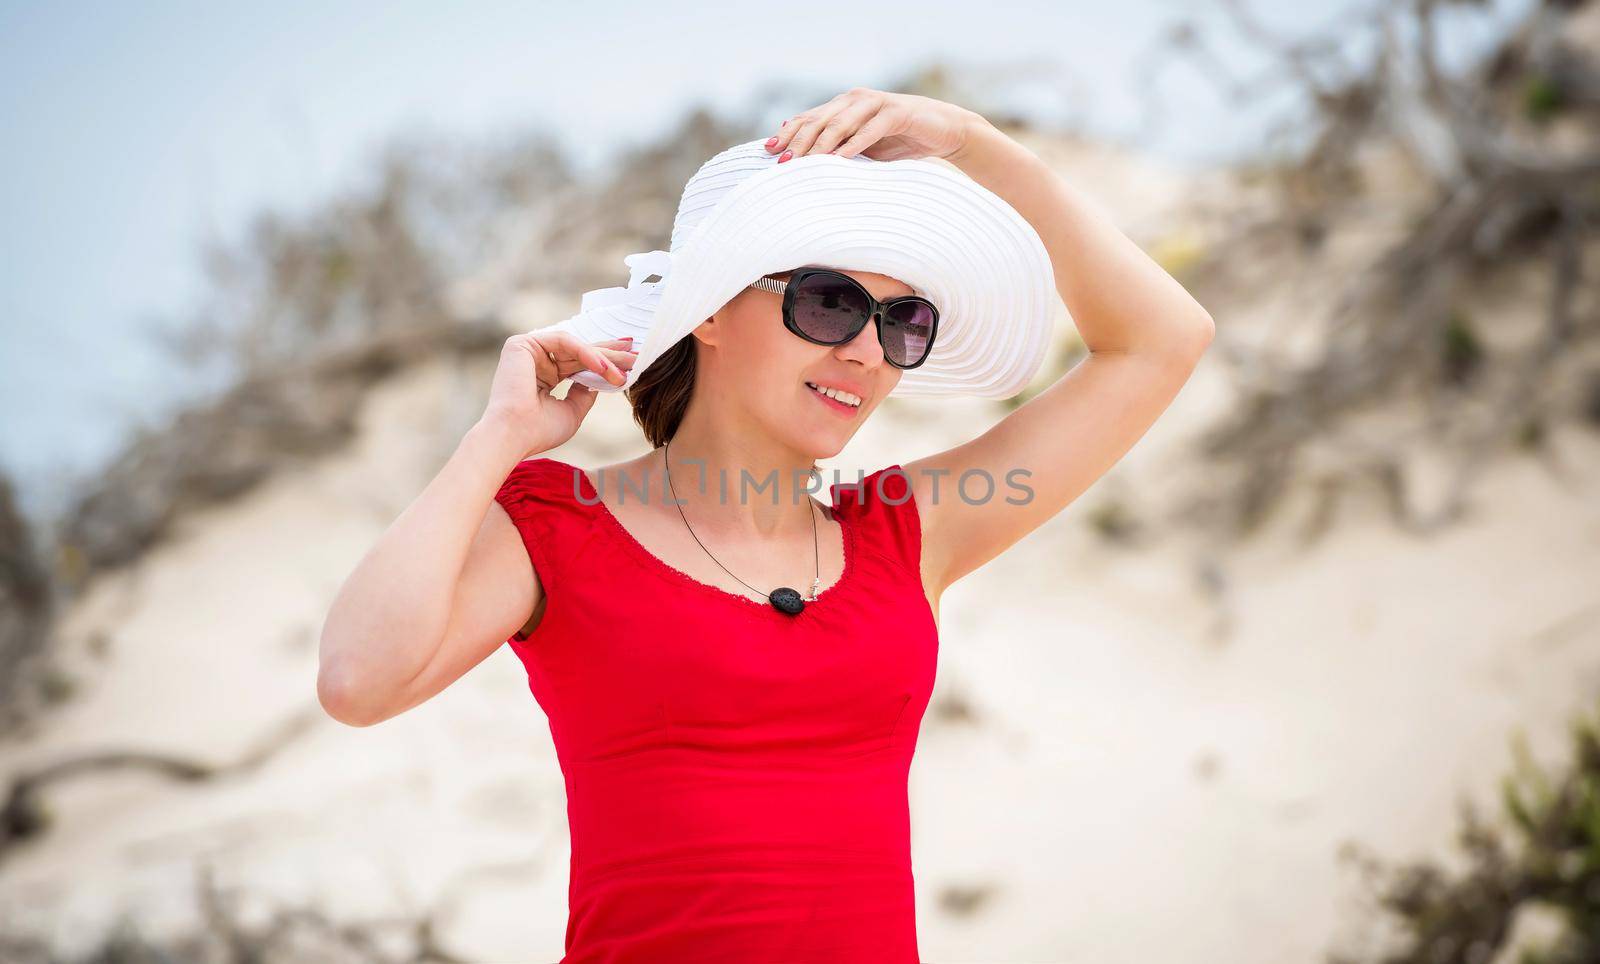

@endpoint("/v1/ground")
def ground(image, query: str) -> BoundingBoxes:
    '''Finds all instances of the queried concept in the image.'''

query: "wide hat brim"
[544,140,1058,399]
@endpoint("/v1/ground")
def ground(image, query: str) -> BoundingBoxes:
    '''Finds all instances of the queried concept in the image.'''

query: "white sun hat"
[541,136,1058,398]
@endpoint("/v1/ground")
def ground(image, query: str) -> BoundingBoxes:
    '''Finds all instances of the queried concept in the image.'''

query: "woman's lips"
[806,383,861,418]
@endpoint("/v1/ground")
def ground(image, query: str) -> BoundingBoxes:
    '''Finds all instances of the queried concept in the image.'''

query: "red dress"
[493,456,938,963]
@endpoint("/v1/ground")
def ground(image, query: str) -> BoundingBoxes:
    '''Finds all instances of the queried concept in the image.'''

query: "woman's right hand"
[480,330,639,458]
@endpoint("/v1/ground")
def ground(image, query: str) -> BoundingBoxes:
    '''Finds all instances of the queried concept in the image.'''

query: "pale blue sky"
[0,0,1525,517]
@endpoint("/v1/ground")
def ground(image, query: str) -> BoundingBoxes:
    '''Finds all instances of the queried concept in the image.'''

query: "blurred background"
[3,0,1598,960]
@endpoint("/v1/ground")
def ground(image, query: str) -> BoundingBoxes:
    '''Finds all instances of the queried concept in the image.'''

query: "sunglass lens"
[790,273,871,344]
[882,300,936,367]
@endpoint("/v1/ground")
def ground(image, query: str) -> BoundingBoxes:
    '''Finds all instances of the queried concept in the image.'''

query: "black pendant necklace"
[663,439,821,616]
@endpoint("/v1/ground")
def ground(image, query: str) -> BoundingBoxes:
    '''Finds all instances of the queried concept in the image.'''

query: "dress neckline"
[540,456,859,618]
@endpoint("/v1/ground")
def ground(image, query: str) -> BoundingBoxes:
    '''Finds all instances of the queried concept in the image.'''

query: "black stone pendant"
[768,587,805,615]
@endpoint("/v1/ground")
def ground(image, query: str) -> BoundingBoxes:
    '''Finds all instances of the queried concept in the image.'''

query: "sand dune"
[3,136,1597,963]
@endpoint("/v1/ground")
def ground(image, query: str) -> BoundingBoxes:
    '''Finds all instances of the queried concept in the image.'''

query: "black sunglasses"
[747,268,940,370]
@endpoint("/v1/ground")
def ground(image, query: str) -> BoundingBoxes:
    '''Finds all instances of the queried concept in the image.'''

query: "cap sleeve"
[829,464,922,580]
[493,457,594,628]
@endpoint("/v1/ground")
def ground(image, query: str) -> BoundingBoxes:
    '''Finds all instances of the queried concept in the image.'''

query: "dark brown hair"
[625,335,697,449]
[626,269,795,448]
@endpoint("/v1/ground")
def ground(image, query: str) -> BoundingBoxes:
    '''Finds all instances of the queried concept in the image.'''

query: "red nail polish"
[778,150,792,162]
[765,136,778,148]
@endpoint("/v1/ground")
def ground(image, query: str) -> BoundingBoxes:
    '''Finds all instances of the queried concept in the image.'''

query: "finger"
[526,331,616,388]
[560,381,599,419]
[776,96,852,159]
[811,96,882,156]
[533,330,621,384]
[832,103,896,159]
[593,339,639,374]
[597,345,639,368]
[509,334,562,393]
[534,341,566,393]
[578,347,635,385]
[579,342,627,385]
[528,329,590,357]
[782,111,832,159]
[771,101,824,154]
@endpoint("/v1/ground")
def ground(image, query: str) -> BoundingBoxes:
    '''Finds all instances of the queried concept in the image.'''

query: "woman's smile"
[805,379,865,416]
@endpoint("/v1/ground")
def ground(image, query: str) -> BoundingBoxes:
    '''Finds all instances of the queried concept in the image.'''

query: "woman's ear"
[690,313,721,348]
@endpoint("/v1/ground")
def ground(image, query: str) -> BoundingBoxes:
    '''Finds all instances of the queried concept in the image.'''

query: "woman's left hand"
[765,87,983,164]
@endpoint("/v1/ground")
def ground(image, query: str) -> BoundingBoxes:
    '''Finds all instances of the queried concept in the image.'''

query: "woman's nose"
[834,315,885,365]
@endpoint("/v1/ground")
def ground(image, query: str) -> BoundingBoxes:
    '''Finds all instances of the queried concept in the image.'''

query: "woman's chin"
[799,429,850,463]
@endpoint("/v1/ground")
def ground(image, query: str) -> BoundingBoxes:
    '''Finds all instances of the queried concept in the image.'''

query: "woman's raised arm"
[908,116,1216,593]
[767,91,1215,598]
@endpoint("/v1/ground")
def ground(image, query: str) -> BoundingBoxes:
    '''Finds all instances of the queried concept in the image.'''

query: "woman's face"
[692,266,909,458]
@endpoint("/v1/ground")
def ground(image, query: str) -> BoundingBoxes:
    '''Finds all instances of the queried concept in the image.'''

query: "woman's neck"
[658,430,822,539]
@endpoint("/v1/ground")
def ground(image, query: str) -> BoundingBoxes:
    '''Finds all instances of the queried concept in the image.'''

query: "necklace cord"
[663,439,822,602]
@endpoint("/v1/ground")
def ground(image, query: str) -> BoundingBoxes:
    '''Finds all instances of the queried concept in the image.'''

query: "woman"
[319,88,1213,962]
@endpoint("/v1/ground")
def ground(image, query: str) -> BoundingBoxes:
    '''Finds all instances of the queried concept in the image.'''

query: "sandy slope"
[3,138,1598,963]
